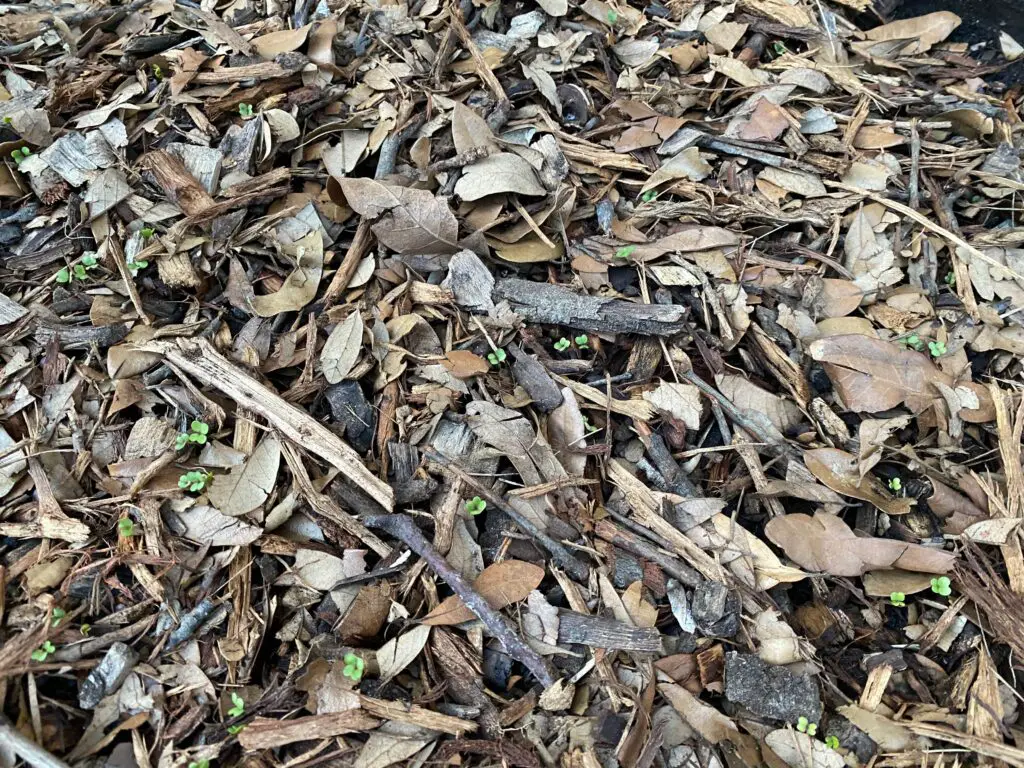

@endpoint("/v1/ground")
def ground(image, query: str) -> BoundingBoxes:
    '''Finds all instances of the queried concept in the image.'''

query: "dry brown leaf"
[854,126,907,149]
[739,99,791,142]
[376,625,431,682]
[764,510,956,576]
[441,350,489,378]
[251,231,324,317]
[808,334,948,413]
[321,311,364,384]
[715,374,802,433]
[253,24,311,58]
[323,132,370,178]
[207,434,282,517]
[632,227,741,261]
[339,178,460,254]
[805,447,913,515]
[658,683,762,765]
[454,153,546,201]
[421,560,545,625]
[863,11,960,53]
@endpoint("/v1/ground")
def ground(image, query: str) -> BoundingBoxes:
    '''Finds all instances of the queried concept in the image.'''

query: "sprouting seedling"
[903,334,924,351]
[127,257,148,275]
[10,146,30,164]
[226,724,245,735]
[227,692,245,717]
[31,640,55,662]
[795,716,817,736]
[187,761,209,768]
[574,334,589,349]
[238,103,254,118]
[945,271,956,286]
[176,419,210,449]
[825,736,840,750]
[553,338,571,352]
[889,591,906,607]
[179,470,212,493]
[343,652,365,682]
[931,576,952,596]
[3,116,11,124]
[465,496,486,516]
[487,348,507,366]
[888,477,902,493]
[51,607,66,627]
[152,63,163,80]
[606,9,618,24]
[80,623,91,636]
[641,190,657,202]
[614,244,636,261]
[117,517,135,538]
[55,254,99,283]
[771,40,788,56]
[928,340,946,358]
[581,415,599,434]
[140,227,155,239]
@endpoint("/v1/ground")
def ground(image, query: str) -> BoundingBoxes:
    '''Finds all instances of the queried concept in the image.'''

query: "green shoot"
[795,716,816,736]
[31,640,56,662]
[127,257,148,275]
[3,116,11,124]
[889,591,906,607]
[574,334,589,349]
[582,415,599,434]
[945,271,956,286]
[10,146,30,165]
[226,724,245,735]
[342,652,365,682]
[465,496,486,516]
[641,190,657,202]
[931,576,952,596]
[606,9,618,24]
[176,419,210,449]
[51,607,66,627]
[903,334,924,351]
[152,64,163,80]
[140,227,155,239]
[187,761,209,768]
[80,623,91,636]
[553,338,571,352]
[825,736,840,750]
[888,477,902,493]
[179,470,212,493]
[117,517,135,538]
[487,348,506,366]
[928,340,946,357]
[238,103,254,118]
[614,244,636,261]
[227,692,245,717]
[55,267,70,284]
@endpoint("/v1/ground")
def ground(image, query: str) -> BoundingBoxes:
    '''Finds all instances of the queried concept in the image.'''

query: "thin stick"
[0,717,71,768]
[421,448,590,582]
[363,513,556,687]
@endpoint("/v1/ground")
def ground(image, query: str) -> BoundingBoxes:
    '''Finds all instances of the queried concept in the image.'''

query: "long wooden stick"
[0,718,70,768]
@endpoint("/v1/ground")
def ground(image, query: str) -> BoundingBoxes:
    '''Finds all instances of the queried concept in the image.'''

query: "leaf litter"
[1,0,1024,767]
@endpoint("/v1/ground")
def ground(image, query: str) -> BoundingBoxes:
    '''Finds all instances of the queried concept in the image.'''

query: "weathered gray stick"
[0,717,70,768]
[364,513,556,687]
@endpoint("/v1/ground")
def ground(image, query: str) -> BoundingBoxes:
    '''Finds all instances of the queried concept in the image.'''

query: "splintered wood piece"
[858,663,892,711]
[139,150,215,217]
[238,711,381,750]
[493,278,688,337]
[142,336,394,511]
[556,611,663,652]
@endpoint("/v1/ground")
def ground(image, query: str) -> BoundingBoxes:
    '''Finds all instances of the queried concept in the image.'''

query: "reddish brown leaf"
[421,560,545,626]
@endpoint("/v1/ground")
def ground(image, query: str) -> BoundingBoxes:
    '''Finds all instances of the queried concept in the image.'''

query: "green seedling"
[342,652,365,682]
[795,716,817,736]
[187,761,209,768]
[641,190,657,202]
[55,254,99,283]
[127,257,148,275]
[140,227,155,239]
[179,470,212,493]
[152,64,163,80]
[825,736,840,750]
[614,244,636,261]
[771,40,788,56]
[554,337,571,352]
[3,116,11,124]
[903,334,925,351]
[10,146,30,165]
[582,415,599,434]
[574,334,589,349]
[226,696,243,720]
[465,496,486,516]
[928,340,946,358]
[51,607,66,627]
[945,271,956,286]
[117,517,135,538]
[31,640,55,662]
[606,9,618,24]
[889,591,906,607]
[931,576,952,596]
[238,103,253,118]
[487,348,507,366]
[80,623,91,636]
[176,419,210,449]
[226,724,245,735]
[888,477,902,493]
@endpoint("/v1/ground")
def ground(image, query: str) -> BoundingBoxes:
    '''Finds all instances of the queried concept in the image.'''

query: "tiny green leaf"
[931,576,952,596]
[140,227,154,239]
[796,716,809,733]
[487,349,506,366]
[117,517,135,538]
[553,338,570,352]
[227,724,245,735]
[342,652,365,681]
[465,496,487,516]
[51,607,66,627]
[889,591,906,607]
[227,692,245,717]
[175,433,189,450]
[55,267,70,284]
[641,190,657,202]
[825,736,840,750]
[945,271,956,286]
[80,623,91,635]
[574,334,589,349]
[614,244,637,261]
[928,340,946,358]
[888,477,902,493]
[606,9,618,24]
[73,264,87,280]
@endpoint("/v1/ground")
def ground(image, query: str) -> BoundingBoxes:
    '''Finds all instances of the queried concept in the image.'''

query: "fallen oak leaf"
[764,510,956,577]
[804,447,913,515]
[453,152,547,201]
[207,434,282,517]
[251,230,324,317]
[421,560,545,625]
[338,177,460,254]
